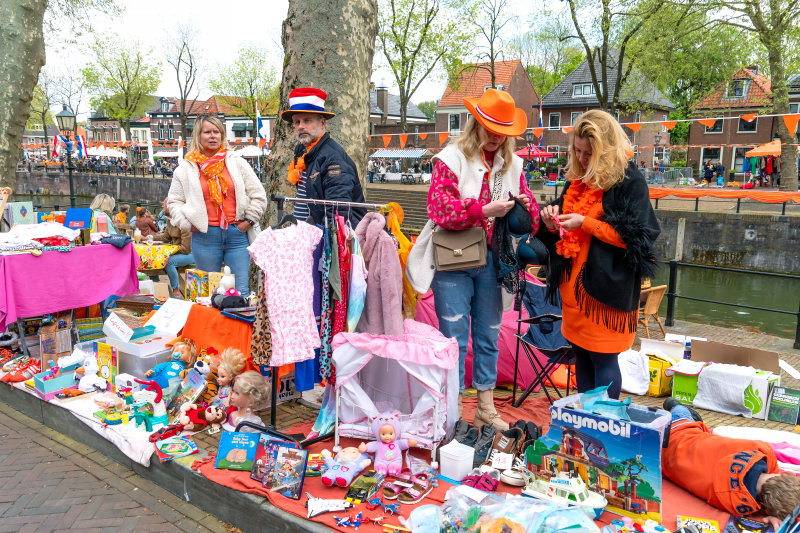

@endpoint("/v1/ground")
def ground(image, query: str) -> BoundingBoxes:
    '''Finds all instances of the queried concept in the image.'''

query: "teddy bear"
[177,402,226,432]
[320,447,372,488]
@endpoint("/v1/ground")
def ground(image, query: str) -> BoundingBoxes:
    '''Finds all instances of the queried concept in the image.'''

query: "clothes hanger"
[273,211,297,229]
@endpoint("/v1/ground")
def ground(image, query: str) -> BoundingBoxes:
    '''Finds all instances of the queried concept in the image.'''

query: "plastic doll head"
[218,347,246,386]
[337,447,363,461]
[378,424,396,443]
[172,339,197,366]
[371,411,402,441]
[230,371,269,410]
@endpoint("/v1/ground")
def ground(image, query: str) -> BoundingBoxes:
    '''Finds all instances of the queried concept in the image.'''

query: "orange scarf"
[287,136,322,184]
[186,149,230,228]
[556,180,604,259]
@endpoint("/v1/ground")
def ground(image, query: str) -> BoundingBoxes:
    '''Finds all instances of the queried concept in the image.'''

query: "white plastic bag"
[618,349,650,396]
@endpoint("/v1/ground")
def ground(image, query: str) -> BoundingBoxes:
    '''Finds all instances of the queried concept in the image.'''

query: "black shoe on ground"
[452,420,472,443]
[472,424,497,467]
[663,397,703,422]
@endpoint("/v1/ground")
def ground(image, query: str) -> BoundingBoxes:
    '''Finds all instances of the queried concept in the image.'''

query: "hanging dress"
[250,275,274,366]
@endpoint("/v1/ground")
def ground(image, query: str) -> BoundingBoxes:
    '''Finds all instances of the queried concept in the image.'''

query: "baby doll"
[211,347,247,409]
[146,339,197,397]
[177,402,226,432]
[358,411,417,477]
[221,371,270,432]
[320,447,372,488]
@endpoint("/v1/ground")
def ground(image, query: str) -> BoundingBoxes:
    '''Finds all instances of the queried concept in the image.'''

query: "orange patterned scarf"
[556,179,604,259]
[186,149,230,228]
[287,136,322,184]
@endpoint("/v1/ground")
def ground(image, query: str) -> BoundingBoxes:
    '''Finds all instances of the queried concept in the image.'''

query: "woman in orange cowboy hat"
[407,89,540,430]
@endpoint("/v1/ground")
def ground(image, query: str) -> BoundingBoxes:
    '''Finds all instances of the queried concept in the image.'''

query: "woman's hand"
[540,204,560,230]
[557,213,585,231]
[482,198,515,218]
[237,221,252,233]
[515,194,531,211]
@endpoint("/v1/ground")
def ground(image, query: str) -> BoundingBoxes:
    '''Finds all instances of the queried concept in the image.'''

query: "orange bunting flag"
[153,140,158,147]
[179,140,185,148]
[698,118,718,128]
[418,133,428,140]
[531,127,545,138]
[660,121,677,130]
[382,135,391,148]
[561,126,573,134]
[258,138,266,148]
[438,132,449,146]
[399,134,408,149]
[104,141,108,149]
[782,114,800,136]
[625,123,642,133]
[741,113,757,123]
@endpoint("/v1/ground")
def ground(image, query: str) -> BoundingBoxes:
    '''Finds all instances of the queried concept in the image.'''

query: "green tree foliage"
[377,0,477,131]
[81,37,161,142]
[27,70,56,150]
[209,44,280,136]
[416,100,437,121]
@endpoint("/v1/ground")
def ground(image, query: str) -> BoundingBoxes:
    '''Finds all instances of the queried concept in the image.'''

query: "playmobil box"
[185,268,209,301]
[525,394,669,523]
[669,340,781,420]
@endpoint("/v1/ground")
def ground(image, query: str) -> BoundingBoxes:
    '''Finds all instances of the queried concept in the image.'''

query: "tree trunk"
[0,1,46,188]
[766,46,798,192]
[264,0,378,218]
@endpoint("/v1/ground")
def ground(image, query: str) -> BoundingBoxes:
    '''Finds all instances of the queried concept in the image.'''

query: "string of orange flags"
[21,138,274,151]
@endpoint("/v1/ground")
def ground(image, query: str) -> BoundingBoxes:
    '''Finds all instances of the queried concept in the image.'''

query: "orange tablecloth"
[649,187,800,204]
[180,304,258,372]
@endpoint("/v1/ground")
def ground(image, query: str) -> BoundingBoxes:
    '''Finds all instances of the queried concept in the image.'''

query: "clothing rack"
[265,195,388,434]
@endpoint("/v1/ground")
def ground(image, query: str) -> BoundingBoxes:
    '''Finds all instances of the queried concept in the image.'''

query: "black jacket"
[294,133,366,226]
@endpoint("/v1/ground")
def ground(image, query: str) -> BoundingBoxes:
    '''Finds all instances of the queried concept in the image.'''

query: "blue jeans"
[164,253,195,290]
[191,226,250,295]
[431,250,503,392]
[670,404,694,422]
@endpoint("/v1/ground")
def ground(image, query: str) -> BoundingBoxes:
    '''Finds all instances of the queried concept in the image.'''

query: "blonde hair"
[454,117,516,174]
[565,109,631,190]
[90,193,115,214]
[759,473,800,519]
[189,115,228,154]
[234,371,270,409]
[173,339,197,365]
[219,347,246,380]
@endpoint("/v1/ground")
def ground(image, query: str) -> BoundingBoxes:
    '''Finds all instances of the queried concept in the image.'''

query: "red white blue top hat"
[281,87,336,122]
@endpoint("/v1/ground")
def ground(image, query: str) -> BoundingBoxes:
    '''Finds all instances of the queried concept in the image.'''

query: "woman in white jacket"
[167,115,267,296]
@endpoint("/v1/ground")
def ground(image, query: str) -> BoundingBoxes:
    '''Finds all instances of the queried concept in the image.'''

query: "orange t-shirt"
[199,166,237,226]
[558,193,633,353]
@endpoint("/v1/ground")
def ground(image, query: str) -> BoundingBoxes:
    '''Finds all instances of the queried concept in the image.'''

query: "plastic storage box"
[439,439,475,482]
[71,339,172,380]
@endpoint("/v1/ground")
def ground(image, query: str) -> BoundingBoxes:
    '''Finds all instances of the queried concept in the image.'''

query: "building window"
[723,80,748,100]
[161,100,169,112]
[737,117,757,133]
[548,113,561,130]
[635,111,641,123]
[701,147,722,166]
[572,83,595,97]
[790,103,799,114]
[614,109,620,122]
[104,130,110,142]
[704,119,723,134]
[483,84,506,92]
[449,113,460,135]
[662,114,668,132]
[112,130,118,141]
[158,123,165,139]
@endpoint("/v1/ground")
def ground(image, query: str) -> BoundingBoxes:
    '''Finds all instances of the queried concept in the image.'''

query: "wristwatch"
[242,218,255,226]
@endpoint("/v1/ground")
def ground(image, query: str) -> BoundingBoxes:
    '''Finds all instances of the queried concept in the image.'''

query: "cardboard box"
[39,311,74,371]
[153,282,170,300]
[640,339,684,397]
[208,271,228,296]
[185,268,208,301]
[671,340,781,420]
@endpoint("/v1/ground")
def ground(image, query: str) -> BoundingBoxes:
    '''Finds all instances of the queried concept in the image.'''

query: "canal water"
[652,265,800,340]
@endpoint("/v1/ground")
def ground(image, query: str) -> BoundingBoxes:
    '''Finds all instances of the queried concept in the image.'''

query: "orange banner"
[561,126,573,134]
[698,118,717,128]
[531,127,545,138]
[660,121,677,130]
[382,135,391,148]
[399,134,408,149]
[626,123,642,133]
[438,132,449,146]
[782,114,800,136]
[418,133,428,140]
[741,113,757,122]
[258,138,266,148]
[649,188,800,204]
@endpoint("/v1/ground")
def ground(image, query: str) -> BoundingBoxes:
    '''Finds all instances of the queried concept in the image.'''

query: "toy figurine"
[221,371,270,432]
[216,266,239,297]
[211,347,247,409]
[320,447,372,488]
[73,355,109,392]
[145,339,197,396]
[358,411,416,477]
[177,402,226,432]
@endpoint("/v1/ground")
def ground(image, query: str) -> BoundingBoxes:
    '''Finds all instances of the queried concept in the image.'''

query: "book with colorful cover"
[214,431,259,471]
[723,516,774,533]
[268,446,309,500]
[766,386,800,425]
[154,436,198,463]
[676,515,721,533]
[94,341,118,392]
[165,369,207,423]
[252,438,298,482]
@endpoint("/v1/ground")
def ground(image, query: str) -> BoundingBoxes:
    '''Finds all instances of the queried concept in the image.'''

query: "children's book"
[766,386,800,425]
[215,431,259,471]
[252,438,298,482]
[94,342,118,392]
[677,516,721,533]
[305,453,326,477]
[724,516,774,533]
[165,369,207,423]
[154,436,198,463]
[268,447,309,500]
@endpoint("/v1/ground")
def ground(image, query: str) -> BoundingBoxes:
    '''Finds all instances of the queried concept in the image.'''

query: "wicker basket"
[114,295,158,314]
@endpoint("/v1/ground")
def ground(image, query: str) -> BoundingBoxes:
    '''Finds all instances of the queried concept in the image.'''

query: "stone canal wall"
[15,170,172,207]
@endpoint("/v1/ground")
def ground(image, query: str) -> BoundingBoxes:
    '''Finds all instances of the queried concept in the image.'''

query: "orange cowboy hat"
[464,88,527,137]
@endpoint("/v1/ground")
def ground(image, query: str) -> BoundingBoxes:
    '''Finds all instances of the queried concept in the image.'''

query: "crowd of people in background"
[366,158,433,183]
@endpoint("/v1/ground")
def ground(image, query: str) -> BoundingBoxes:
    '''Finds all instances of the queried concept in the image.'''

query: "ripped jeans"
[431,250,503,392]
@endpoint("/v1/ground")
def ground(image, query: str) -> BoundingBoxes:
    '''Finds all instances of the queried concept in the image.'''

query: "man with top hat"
[283,87,366,225]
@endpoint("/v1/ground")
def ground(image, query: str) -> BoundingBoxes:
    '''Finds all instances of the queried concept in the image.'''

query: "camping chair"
[638,285,667,338]
[512,279,575,407]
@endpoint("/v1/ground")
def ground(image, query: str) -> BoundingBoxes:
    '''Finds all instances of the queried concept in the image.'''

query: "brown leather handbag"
[432,226,487,271]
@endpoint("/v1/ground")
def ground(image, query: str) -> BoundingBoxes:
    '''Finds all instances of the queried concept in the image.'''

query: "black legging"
[572,344,622,399]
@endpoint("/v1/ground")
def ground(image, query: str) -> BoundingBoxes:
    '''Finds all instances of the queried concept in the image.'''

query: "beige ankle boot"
[458,393,463,418]
[472,389,509,430]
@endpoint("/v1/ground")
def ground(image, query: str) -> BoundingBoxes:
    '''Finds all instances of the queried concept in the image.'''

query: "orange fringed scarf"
[186,149,230,228]
[555,179,603,259]
[287,136,322,184]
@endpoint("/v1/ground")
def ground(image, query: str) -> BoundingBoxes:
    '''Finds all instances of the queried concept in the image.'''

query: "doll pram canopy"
[332,319,459,455]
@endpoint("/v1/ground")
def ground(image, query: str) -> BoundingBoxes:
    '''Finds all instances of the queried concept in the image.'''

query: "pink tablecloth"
[0,243,140,331]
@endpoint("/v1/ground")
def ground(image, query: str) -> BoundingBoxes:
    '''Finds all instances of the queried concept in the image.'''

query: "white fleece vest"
[406,145,524,298]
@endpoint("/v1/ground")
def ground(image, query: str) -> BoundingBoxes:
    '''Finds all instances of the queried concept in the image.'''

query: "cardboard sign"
[103,312,134,342]
[143,298,193,336]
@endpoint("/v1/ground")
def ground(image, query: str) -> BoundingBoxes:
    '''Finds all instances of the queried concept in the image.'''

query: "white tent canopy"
[234,145,269,157]
[370,148,431,159]
[87,146,126,158]
[153,151,182,158]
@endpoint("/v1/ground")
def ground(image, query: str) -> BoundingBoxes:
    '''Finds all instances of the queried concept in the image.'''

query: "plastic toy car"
[345,470,385,504]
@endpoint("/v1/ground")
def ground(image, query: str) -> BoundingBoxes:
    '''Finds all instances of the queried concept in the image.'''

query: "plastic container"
[438,440,474,482]
[96,213,109,233]
[683,340,692,360]
[118,347,172,379]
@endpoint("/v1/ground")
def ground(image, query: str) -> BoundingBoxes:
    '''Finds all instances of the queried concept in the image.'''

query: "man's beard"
[298,132,318,146]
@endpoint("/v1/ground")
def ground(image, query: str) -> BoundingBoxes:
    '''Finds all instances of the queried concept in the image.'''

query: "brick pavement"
[0,404,234,533]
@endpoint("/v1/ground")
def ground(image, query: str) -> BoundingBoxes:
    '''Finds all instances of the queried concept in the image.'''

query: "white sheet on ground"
[693,363,756,417]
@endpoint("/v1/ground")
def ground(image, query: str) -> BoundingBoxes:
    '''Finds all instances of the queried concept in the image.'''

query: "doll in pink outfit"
[358,411,417,476]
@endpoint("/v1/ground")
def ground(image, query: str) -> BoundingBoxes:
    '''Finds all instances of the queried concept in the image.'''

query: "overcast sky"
[46,0,552,120]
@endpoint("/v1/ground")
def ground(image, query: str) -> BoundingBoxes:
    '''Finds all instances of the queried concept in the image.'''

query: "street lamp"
[524,131,536,170]
[55,104,77,208]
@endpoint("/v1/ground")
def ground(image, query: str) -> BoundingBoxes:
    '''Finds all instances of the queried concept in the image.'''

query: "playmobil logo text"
[551,408,631,438]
